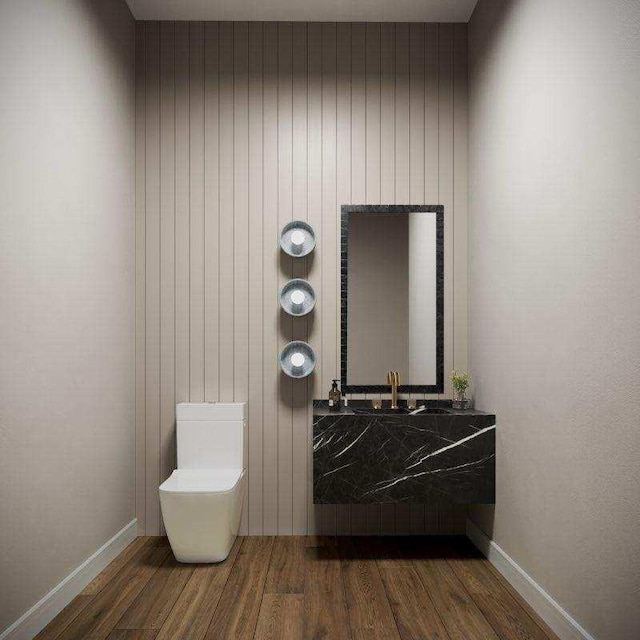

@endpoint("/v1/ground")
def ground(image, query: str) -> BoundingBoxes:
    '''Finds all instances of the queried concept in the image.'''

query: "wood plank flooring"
[36,536,559,640]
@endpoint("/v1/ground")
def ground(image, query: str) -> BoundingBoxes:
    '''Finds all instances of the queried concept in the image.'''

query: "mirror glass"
[341,206,443,393]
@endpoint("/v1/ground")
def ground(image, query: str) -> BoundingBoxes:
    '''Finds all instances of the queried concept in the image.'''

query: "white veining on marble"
[426,455,495,475]
[313,432,336,452]
[405,435,458,463]
[319,461,356,479]
[405,425,496,470]
[334,424,371,458]
[363,454,495,496]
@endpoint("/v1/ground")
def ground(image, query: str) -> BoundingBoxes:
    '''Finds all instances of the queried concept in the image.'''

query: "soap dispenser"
[328,379,341,411]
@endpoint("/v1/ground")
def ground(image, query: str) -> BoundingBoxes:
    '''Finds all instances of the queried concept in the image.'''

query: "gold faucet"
[387,371,400,409]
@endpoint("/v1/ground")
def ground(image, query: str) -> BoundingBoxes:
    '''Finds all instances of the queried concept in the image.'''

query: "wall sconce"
[278,341,316,378]
[279,221,316,257]
[279,279,316,316]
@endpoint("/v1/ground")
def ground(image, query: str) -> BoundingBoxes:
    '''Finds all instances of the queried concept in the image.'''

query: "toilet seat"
[160,469,242,494]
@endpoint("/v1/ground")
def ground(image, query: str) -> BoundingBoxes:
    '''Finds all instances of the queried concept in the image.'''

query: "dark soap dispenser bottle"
[328,379,341,411]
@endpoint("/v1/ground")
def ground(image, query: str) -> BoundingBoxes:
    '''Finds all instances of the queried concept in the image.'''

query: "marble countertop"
[312,399,495,419]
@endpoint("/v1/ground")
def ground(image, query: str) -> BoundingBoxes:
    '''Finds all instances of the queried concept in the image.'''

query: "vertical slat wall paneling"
[365,24,381,206]
[218,23,234,402]
[277,22,294,535]
[173,23,190,531]
[438,24,455,535]
[379,22,396,536]
[247,22,264,534]
[452,24,469,534]
[394,24,410,205]
[166,23,190,537]
[174,23,190,415]
[380,22,395,207]
[321,22,338,537]
[145,22,161,535]
[204,23,220,404]
[306,23,323,535]
[423,23,440,536]
[409,23,425,205]
[135,22,469,536]
[424,25,439,209]
[190,23,205,403]
[234,22,250,535]
[262,22,279,535]
[409,23,426,536]
[380,22,396,204]
[291,23,309,535]
[394,23,412,536]
[159,23,176,529]
[365,22,382,536]
[135,21,146,535]
[335,22,352,536]
[349,22,367,536]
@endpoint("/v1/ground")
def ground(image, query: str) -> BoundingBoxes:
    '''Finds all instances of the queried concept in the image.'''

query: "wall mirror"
[341,205,444,394]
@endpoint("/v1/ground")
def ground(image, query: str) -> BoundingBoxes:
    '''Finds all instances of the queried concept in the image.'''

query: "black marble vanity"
[313,400,495,505]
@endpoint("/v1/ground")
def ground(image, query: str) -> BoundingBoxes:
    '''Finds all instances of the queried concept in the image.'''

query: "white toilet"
[159,402,246,563]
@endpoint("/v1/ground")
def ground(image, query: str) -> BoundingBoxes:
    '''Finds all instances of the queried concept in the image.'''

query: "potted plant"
[451,370,471,409]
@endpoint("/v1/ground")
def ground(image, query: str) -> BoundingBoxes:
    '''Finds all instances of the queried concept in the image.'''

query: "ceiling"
[125,0,479,23]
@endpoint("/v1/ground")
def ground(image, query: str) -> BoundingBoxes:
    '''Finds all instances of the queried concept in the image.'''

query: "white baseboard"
[466,519,596,640]
[0,519,138,640]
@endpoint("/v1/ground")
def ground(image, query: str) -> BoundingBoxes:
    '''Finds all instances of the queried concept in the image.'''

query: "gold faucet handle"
[394,371,400,386]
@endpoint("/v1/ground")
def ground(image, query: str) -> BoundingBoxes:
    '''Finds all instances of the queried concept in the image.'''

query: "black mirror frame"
[340,204,444,394]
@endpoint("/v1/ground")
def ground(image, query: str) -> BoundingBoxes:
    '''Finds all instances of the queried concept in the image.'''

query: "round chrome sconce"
[279,279,316,316]
[279,221,316,257]
[278,341,316,378]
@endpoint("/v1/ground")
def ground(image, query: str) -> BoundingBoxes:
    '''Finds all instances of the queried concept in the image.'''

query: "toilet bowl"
[159,402,246,563]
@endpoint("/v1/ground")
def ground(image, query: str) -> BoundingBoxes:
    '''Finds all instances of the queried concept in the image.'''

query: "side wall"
[0,0,135,632]
[135,22,469,535]
[468,1,640,638]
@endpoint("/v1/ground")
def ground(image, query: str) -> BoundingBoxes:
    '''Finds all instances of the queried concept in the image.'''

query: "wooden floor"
[36,535,559,640]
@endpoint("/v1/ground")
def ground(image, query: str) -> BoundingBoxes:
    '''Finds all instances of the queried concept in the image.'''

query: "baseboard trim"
[0,519,138,640]
[466,519,596,640]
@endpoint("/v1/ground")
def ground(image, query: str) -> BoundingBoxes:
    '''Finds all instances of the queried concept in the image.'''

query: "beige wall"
[0,0,135,631]
[135,21,469,537]
[348,214,409,385]
[468,1,640,638]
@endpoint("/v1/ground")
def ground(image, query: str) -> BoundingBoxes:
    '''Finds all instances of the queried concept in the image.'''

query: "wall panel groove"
[136,21,468,535]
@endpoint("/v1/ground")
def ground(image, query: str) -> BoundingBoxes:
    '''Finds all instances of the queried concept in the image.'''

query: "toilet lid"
[160,469,243,493]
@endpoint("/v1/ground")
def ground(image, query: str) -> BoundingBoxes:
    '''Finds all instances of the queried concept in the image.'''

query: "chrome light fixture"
[278,341,316,378]
[279,221,316,257]
[279,279,316,316]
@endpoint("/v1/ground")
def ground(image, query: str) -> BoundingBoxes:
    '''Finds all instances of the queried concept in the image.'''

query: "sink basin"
[366,407,411,415]
[408,407,450,415]
[352,407,450,415]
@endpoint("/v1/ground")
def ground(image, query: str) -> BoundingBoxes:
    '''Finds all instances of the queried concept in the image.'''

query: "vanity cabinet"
[313,402,495,504]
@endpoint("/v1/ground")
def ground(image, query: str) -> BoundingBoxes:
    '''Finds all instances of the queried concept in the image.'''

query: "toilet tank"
[176,403,246,470]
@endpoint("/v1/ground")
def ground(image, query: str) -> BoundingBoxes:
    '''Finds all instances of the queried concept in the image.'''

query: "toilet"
[159,402,246,563]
